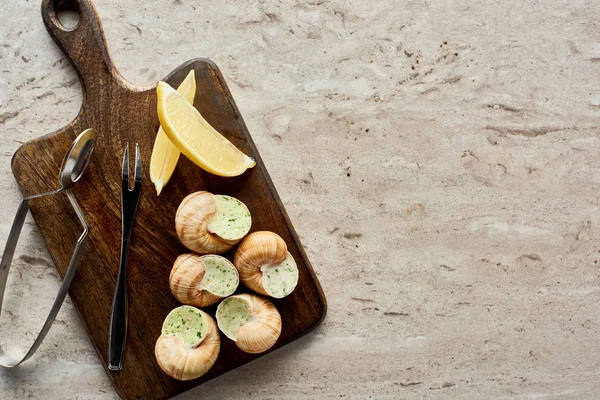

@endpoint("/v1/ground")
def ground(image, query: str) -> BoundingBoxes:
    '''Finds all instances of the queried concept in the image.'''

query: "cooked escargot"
[170,254,239,307]
[175,191,252,254]
[155,306,220,380]
[216,294,281,354]
[233,231,299,298]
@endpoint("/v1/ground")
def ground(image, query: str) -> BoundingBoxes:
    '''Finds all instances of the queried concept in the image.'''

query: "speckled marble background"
[1,0,600,399]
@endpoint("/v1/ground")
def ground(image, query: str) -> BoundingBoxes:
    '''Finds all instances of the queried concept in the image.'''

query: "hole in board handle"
[54,0,81,31]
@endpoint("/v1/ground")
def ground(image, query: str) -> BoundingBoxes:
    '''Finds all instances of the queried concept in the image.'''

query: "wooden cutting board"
[10,1,326,399]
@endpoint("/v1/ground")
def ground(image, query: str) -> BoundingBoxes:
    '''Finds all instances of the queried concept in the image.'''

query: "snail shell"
[155,306,221,380]
[175,191,252,254]
[233,231,299,298]
[170,253,239,307]
[216,294,282,354]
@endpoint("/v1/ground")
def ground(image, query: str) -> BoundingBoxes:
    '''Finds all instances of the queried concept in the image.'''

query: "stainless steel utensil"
[108,143,142,371]
[0,128,97,367]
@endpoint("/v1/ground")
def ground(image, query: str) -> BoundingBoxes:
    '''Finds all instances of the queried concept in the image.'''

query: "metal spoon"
[0,128,97,367]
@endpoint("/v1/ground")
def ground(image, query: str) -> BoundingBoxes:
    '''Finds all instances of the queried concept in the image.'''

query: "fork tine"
[134,143,142,183]
[122,143,129,181]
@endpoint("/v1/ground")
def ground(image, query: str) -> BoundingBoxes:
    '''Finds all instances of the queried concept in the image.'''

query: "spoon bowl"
[59,128,97,189]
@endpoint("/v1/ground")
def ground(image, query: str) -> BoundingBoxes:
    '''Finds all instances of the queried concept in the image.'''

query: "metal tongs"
[0,128,97,367]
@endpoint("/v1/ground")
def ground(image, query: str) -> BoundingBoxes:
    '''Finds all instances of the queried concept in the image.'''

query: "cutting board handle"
[41,0,122,89]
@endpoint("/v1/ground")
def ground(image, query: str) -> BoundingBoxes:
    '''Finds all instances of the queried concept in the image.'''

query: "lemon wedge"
[150,70,196,195]
[156,81,256,177]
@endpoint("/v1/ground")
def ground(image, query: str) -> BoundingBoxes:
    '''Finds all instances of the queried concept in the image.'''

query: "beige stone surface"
[1,0,600,398]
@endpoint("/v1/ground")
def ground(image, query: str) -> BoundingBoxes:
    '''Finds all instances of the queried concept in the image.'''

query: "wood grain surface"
[10,1,326,399]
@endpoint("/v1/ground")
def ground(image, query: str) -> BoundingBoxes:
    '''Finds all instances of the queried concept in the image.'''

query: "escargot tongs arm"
[0,128,96,367]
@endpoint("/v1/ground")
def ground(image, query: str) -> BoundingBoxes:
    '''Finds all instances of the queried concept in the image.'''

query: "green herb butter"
[216,297,251,340]
[208,195,252,240]
[162,306,206,347]
[262,253,299,298]
[201,255,239,297]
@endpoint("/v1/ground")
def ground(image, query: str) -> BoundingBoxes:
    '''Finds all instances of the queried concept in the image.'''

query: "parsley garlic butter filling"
[208,195,252,241]
[215,297,251,340]
[200,255,239,297]
[262,253,299,298]
[162,306,207,348]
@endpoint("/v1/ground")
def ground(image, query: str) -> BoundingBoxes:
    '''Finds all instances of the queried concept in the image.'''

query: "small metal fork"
[108,143,142,371]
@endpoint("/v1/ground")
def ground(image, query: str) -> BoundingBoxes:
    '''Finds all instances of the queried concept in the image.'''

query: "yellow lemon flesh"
[156,81,256,177]
[150,70,196,195]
